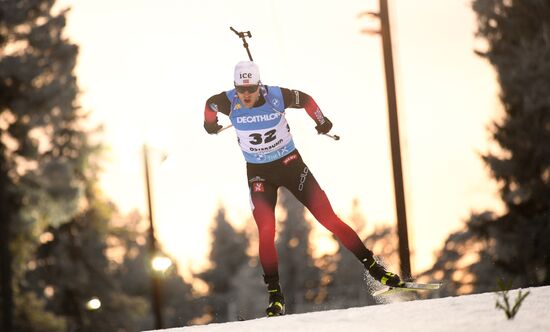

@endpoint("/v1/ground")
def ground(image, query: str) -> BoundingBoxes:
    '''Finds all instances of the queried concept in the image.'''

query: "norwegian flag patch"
[252,182,264,192]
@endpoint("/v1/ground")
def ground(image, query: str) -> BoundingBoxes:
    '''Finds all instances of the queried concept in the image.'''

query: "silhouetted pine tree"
[228,259,265,320]
[227,217,266,320]
[196,207,249,322]
[423,0,550,295]
[276,188,321,314]
[1,1,97,330]
[25,194,148,332]
[325,200,374,308]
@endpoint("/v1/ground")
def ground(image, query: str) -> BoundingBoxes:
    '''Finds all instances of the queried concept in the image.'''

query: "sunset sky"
[56,0,505,280]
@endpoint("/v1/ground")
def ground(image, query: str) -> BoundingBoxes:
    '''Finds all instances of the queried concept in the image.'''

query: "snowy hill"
[146,286,550,332]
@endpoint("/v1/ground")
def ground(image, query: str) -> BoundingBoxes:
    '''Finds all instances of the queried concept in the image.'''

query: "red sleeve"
[204,92,231,125]
[204,102,217,124]
[302,95,327,125]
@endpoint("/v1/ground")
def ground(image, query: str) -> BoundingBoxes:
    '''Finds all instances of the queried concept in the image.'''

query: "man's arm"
[204,92,231,134]
[281,88,333,134]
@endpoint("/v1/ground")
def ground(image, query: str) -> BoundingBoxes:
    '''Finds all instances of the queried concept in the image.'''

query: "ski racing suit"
[203,85,373,277]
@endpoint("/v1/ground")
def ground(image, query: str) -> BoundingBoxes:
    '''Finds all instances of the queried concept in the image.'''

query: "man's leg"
[248,179,279,277]
[284,160,373,261]
[283,156,402,286]
[248,176,285,315]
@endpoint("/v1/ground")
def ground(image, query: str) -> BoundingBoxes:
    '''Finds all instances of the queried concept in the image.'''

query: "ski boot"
[264,274,285,317]
[362,256,403,287]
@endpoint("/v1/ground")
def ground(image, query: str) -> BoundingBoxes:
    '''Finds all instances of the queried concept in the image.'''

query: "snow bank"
[145,285,550,332]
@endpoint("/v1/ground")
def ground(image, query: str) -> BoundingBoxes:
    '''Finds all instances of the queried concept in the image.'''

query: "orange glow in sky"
[57,0,504,281]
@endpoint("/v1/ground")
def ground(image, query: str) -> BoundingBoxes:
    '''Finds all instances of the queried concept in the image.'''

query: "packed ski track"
[145,285,550,332]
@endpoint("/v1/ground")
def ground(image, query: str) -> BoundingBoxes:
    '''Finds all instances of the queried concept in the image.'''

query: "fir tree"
[225,217,266,320]
[424,0,550,294]
[276,188,321,314]
[228,259,265,320]
[25,193,148,332]
[1,1,94,330]
[325,200,375,308]
[472,0,550,286]
[196,207,249,322]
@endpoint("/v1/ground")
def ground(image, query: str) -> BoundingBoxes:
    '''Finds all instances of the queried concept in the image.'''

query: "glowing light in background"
[86,297,102,310]
[152,255,173,272]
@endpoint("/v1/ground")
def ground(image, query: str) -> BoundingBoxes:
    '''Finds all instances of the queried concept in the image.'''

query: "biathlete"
[203,61,403,316]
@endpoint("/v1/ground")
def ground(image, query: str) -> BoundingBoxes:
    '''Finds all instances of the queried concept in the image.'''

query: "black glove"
[315,117,333,134]
[204,121,222,134]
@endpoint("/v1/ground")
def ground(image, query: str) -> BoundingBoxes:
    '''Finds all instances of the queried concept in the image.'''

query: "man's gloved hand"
[204,121,222,134]
[315,117,333,134]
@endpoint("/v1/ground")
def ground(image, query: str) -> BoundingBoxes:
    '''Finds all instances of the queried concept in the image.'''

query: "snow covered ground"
[146,285,550,332]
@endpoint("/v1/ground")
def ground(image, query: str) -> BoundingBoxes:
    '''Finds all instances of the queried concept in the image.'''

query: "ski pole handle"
[230,26,254,61]
[322,133,340,141]
[230,27,251,39]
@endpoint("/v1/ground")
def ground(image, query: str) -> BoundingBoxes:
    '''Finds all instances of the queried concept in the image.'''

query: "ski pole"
[230,27,254,61]
[322,133,340,141]
[216,124,233,134]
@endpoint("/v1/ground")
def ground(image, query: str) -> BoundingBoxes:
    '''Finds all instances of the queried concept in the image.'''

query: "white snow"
[145,286,550,332]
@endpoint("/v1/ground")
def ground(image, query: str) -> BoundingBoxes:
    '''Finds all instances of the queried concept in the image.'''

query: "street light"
[86,297,102,311]
[152,255,173,273]
[143,144,164,329]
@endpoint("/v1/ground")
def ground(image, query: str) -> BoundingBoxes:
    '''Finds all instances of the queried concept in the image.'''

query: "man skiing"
[203,61,403,317]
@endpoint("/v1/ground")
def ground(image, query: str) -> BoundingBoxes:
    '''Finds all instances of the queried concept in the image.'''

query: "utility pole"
[361,0,412,279]
[0,146,14,332]
[143,144,163,329]
[0,196,13,332]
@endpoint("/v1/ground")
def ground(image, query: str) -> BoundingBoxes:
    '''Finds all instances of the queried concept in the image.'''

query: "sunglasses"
[235,85,259,93]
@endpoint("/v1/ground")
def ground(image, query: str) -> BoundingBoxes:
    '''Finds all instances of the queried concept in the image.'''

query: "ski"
[373,282,442,296]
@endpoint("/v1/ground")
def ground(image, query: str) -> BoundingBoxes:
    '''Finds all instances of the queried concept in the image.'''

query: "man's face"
[235,84,260,108]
